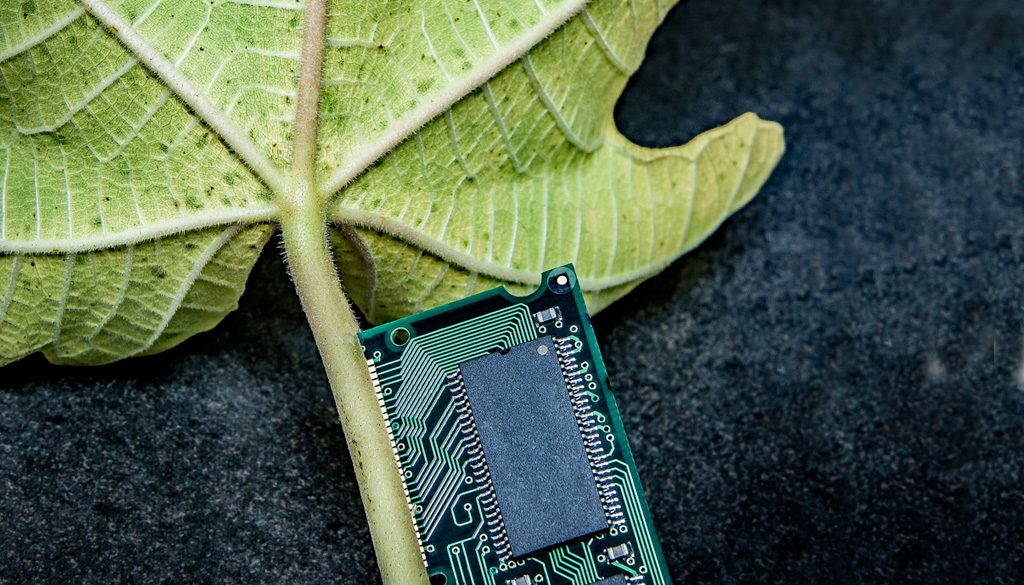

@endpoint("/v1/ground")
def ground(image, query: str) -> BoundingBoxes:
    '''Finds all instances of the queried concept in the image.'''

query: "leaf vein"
[1,147,9,240]
[86,245,132,342]
[79,0,289,194]
[0,206,276,253]
[0,255,21,324]
[522,53,597,152]
[318,0,589,199]
[17,59,136,136]
[0,7,86,64]
[51,254,76,352]
[137,224,241,354]
[580,8,634,74]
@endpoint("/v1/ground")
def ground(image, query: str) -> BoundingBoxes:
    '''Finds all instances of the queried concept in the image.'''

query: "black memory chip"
[458,336,608,557]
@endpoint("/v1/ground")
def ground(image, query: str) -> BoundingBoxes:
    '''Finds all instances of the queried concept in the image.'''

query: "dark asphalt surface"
[2,0,1023,583]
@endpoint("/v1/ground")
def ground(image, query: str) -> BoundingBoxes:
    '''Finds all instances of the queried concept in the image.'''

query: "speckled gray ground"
[2,0,1023,583]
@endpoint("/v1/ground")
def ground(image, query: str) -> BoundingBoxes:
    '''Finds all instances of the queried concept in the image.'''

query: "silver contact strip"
[447,371,514,562]
[368,358,429,566]
[554,337,626,527]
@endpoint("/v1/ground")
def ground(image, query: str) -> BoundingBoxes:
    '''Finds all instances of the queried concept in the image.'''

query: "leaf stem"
[283,1,427,581]
[280,191,428,585]
[290,0,328,188]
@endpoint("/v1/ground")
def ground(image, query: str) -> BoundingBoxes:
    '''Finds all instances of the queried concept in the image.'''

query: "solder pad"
[358,265,671,585]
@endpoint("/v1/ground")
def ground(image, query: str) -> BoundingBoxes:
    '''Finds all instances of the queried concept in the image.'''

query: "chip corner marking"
[553,337,625,527]
[367,358,428,565]
[448,370,514,561]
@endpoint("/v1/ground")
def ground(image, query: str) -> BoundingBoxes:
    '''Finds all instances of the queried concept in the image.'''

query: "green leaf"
[0,0,784,364]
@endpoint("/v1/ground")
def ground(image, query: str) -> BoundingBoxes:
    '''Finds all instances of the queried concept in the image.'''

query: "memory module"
[359,265,671,585]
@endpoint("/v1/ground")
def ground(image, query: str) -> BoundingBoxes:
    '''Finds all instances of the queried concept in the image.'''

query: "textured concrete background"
[2,0,1022,583]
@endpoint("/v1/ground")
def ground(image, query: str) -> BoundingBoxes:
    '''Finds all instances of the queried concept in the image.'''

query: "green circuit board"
[358,265,671,585]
